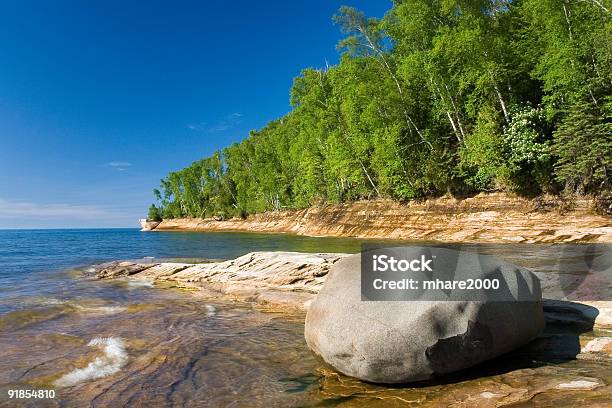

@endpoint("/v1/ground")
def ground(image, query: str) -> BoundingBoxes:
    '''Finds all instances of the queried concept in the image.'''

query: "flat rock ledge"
[94,251,612,332]
[95,252,349,309]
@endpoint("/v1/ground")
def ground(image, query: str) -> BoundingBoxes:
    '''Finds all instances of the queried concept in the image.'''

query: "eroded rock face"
[153,193,612,244]
[139,219,161,231]
[304,252,545,383]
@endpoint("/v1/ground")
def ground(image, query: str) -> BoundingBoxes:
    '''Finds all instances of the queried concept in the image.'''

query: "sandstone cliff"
[152,193,611,243]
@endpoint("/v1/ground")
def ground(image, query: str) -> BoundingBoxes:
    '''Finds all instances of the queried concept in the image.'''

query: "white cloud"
[0,198,114,220]
[106,162,132,171]
[186,122,207,131]
[186,112,243,133]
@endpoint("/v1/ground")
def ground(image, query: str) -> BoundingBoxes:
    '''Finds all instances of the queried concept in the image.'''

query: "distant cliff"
[139,219,160,231]
[150,193,611,244]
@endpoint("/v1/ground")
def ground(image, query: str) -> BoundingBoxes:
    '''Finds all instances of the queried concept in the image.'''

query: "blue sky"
[0,0,390,228]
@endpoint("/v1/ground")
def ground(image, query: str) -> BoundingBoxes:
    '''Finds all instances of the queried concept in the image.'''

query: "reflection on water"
[0,230,610,406]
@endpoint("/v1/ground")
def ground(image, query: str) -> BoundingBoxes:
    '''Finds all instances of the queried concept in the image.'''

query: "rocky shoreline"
[149,194,612,244]
[95,252,347,310]
[94,251,611,330]
[94,250,612,401]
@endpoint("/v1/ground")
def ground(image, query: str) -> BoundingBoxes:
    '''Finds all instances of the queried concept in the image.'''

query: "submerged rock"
[304,250,545,383]
[555,379,602,390]
[95,261,158,278]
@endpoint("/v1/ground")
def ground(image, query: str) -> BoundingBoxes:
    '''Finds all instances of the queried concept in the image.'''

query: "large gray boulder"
[304,248,545,383]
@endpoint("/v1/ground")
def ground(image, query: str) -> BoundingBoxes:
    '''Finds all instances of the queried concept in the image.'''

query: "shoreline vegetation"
[146,193,612,244]
[147,2,611,225]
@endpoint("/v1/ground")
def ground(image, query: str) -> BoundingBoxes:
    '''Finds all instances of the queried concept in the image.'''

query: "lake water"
[0,229,610,407]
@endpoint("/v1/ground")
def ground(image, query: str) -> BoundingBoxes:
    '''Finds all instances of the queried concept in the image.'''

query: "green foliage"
[553,85,612,194]
[151,1,612,219]
[147,204,162,222]
[459,108,505,191]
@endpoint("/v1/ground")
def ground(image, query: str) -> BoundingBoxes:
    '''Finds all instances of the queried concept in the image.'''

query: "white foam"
[41,298,66,306]
[55,337,128,387]
[205,304,216,317]
[74,305,126,314]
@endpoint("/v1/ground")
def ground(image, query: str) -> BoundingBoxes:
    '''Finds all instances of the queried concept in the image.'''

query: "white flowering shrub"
[502,106,551,170]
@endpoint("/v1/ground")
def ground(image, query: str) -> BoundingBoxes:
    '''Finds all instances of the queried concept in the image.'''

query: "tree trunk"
[446,111,460,139]
[493,82,510,123]
[443,82,466,140]
[358,157,380,196]
[563,2,574,42]
[429,75,463,143]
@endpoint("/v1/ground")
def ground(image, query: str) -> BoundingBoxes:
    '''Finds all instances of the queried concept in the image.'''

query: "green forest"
[148,0,611,221]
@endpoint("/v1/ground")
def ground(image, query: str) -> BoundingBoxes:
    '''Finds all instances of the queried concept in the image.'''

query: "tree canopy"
[151,0,611,220]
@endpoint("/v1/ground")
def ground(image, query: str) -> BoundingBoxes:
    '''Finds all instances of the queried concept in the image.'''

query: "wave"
[36,298,66,306]
[19,298,125,314]
[74,305,126,314]
[205,304,216,316]
[55,337,127,387]
[36,298,125,315]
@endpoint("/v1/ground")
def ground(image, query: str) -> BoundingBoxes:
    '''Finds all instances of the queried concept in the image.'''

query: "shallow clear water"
[0,229,370,315]
[0,229,610,407]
